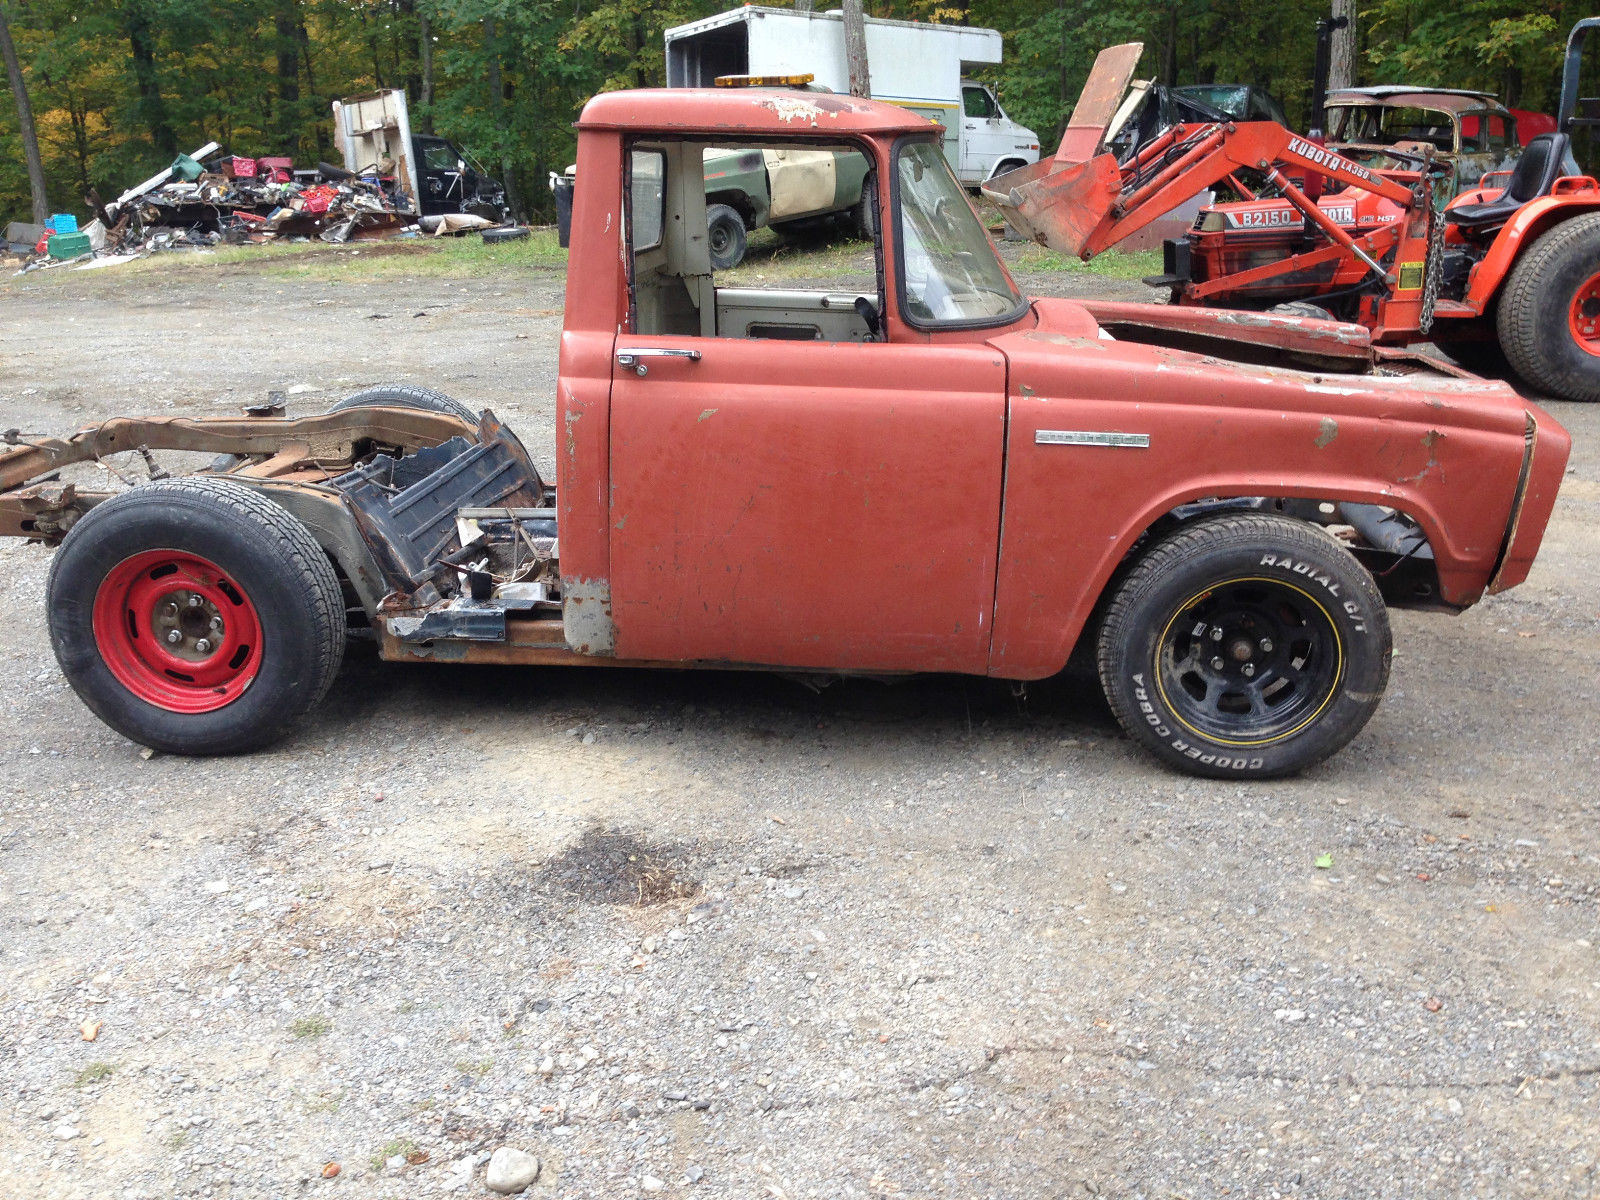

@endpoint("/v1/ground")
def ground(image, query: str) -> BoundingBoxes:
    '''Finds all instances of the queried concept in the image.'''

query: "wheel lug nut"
[1242,663,1256,678]
[209,616,224,632]
[1259,639,1274,653]
[165,629,183,645]
[1209,626,1224,641]
[195,638,212,654]
[187,594,204,608]
[164,601,179,617]
[1211,656,1226,671]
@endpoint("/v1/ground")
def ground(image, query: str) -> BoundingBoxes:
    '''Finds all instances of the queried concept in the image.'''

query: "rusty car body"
[1,88,1570,777]
[1325,86,1524,196]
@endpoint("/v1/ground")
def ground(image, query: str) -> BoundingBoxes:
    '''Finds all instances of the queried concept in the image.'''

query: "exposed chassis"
[0,406,624,668]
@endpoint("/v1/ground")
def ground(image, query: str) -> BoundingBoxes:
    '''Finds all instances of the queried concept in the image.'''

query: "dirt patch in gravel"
[533,826,704,907]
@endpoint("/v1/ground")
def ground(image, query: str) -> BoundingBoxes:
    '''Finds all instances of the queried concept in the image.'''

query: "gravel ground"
[1,245,1598,1200]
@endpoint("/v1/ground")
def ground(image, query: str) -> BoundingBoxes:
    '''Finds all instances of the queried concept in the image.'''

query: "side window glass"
[419,141,456,171]
[631,149,665,253]
[963,88,993,119]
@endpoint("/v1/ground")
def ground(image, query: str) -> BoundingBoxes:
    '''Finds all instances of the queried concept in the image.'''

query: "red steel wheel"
[1568,268,1600,358]
[49,478,345,754]
[91,550,264,713]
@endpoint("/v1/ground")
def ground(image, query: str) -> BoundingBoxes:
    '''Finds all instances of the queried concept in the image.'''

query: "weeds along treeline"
[0,0,1585,224]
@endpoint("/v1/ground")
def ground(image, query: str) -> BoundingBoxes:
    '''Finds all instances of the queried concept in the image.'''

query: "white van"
[664,6,1041,187]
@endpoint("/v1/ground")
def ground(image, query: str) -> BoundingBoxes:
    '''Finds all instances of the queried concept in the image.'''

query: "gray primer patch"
[1314,417,1339,449]
[563,577,616,656]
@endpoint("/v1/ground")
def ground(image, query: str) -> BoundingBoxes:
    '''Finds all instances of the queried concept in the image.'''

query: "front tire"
[707,204,748,271]
[47,479,346,755]
[1097,514,1391,778]
[1497,212,1600,402]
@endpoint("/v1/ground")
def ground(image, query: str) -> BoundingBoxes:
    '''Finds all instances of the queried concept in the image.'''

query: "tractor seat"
[1446,133,1570,236]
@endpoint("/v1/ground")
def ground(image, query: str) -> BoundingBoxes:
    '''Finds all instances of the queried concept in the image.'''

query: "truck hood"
[998,295,1535,438]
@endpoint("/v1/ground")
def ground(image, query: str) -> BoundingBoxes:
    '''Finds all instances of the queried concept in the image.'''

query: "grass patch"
[303,1090,344,1114]
[720,227,875,286]
[1013,244,1163,280]
[454,1057,493,1079]
[252,229,567,282]
[4,228,568,291]
[289,1014,332,1039]
[73,1061,117,1087]
[370,1137,421,1171]
[166,1129,189,1149]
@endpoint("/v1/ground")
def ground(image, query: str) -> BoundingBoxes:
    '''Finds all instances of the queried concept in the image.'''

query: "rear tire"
[329,384,478,424]
[1497,212,1600,402]
[47,479,346,755]
[707,204,748,271]
[1097,514,1391,778]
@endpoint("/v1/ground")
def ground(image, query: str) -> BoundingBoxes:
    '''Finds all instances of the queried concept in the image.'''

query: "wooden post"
[842,0,870,98]
[795,0,813,11]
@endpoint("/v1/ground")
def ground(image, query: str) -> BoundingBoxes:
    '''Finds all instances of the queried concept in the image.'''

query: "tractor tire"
[1497,212,1600,403]
[329,384,479,425]
[707,204,748,271]
[1096,513,1392,778]
[47,478,346,755]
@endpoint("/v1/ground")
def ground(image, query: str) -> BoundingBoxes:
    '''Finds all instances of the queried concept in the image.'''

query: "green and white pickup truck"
[701,146,872,268]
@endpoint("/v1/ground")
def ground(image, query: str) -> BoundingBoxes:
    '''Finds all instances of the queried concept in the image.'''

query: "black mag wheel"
[1155,577,1343,746]
[1097,513,1392,778]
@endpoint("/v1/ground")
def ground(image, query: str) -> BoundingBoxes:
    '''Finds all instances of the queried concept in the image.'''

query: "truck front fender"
[985,329,1540,679]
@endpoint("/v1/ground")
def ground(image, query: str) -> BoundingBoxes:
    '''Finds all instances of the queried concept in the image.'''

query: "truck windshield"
[895,141,1024,325]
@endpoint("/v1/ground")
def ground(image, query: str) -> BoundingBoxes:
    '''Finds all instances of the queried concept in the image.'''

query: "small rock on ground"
[486,1146,541,1195]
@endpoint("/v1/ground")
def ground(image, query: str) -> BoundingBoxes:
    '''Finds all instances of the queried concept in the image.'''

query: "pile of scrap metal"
[8,140,423,274]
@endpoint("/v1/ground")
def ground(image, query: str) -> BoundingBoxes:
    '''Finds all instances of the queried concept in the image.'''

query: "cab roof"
[1327,87,1509,115]
[577,87,938,138]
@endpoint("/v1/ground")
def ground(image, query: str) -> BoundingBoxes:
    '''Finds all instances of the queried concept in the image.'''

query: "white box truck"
[664,6,1041,187]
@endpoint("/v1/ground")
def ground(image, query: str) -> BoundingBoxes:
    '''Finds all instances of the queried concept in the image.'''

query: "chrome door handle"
[616,347,702,377]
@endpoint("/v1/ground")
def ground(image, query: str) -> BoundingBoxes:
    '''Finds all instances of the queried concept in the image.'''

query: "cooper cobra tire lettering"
[1098,515,1393,779]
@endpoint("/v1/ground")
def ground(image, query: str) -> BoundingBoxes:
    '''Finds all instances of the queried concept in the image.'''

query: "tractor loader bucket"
[983,153,1123,257]
[982,41,1144,256]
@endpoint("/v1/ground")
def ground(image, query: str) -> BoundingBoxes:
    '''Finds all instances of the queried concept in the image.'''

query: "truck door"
[960,85,1005,184]
[605,144,1008,674]
[413,136,465,215]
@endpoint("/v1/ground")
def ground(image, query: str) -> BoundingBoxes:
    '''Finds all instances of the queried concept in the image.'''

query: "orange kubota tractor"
[986,18,1600,402]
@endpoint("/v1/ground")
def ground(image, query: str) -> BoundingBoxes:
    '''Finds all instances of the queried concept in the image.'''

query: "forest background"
[0,0,1587,225]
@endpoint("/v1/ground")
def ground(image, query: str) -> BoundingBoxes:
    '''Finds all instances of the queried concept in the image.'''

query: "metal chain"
[1419,202,1446,336]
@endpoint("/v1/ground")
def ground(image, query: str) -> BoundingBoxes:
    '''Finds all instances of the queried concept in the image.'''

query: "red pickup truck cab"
[0,88,1569,777]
